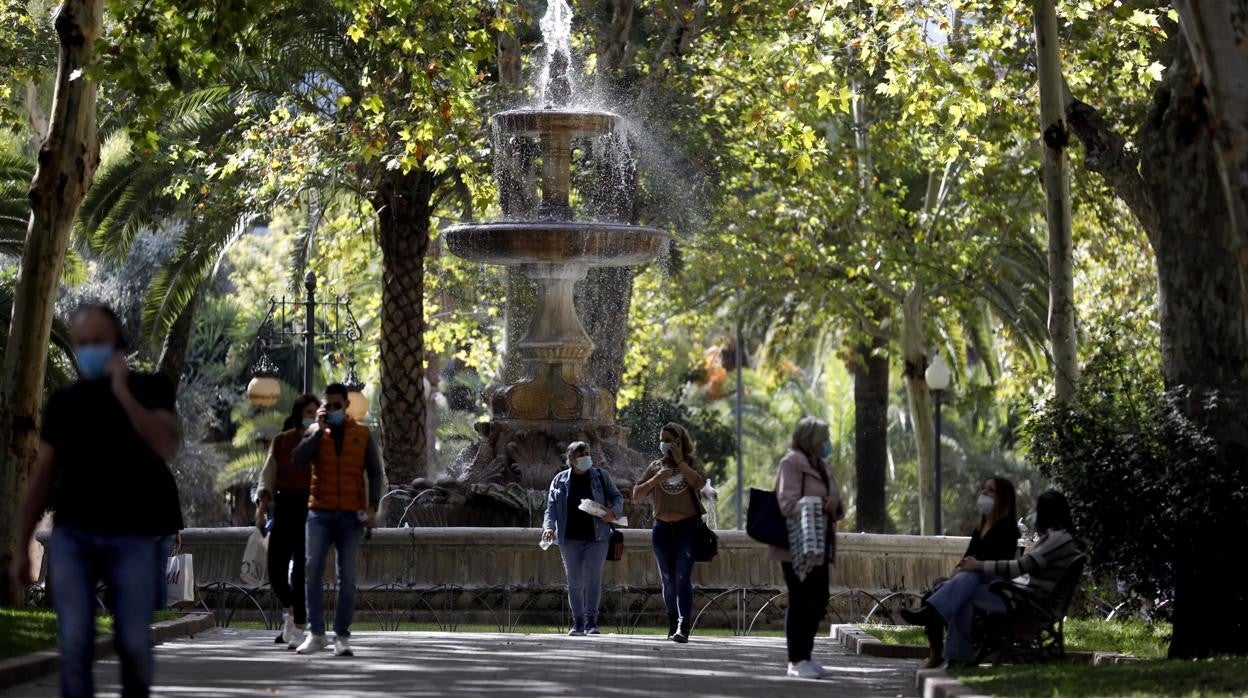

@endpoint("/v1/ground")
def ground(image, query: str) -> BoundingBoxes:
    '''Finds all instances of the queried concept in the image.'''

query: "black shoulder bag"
[594,469,625,562]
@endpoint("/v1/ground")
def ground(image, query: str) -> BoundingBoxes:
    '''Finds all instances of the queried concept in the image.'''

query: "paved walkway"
[4,630,918,697]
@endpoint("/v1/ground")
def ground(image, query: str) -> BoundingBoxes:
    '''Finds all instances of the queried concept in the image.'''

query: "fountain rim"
[443,220,669,268]
[493,108,623,137]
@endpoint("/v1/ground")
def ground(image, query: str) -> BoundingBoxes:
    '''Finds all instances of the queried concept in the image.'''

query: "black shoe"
[666,614,678,640]
[672,618,690,643]
[274,632,285,644]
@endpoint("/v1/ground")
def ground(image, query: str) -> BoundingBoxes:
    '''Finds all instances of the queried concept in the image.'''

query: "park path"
[3,629,918,697]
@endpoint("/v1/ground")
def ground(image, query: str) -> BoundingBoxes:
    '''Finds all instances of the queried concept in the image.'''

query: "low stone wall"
[179,527,966,594]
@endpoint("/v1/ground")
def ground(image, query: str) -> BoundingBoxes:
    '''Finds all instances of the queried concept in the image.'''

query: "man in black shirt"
[10,303,182,698]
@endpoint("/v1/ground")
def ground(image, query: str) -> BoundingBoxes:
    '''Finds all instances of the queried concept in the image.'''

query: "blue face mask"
[326,410,346,426]
[75,344,112,381]
[301,417,316,429]
[659,442,672,455]
[819,442,832,459]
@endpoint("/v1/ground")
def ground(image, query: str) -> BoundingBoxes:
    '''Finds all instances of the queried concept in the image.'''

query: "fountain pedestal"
[402,23,668,526]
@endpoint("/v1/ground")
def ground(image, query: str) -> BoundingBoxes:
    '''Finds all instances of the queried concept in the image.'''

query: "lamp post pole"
[735,317,745,530]
[933,388,943,535]
[303,272,317,395]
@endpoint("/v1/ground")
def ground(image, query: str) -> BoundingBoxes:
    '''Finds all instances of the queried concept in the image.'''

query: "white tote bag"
[786,495,827,581]
[239,529,269,587]
[165,553,195,604]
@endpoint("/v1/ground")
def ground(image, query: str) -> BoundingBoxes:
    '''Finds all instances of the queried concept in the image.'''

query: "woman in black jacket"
[964,477,1019,562]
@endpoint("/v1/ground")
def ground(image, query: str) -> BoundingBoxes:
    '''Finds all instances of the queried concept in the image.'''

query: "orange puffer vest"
[308,419,370,512]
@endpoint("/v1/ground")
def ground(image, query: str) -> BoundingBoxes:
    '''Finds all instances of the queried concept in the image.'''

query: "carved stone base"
[401,419,651,528]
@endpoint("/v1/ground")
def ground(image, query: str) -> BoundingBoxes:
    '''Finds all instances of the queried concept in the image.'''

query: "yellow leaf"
[346,24,365,43]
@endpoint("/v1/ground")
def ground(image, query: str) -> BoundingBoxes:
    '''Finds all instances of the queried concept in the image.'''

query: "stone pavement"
[3,629,919,697]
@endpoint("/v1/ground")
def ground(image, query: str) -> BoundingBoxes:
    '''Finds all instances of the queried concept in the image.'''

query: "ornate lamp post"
[925,354,952,534]
[247,271,365,409]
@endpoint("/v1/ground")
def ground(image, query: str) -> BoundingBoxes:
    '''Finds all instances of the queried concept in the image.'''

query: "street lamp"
[925,353,951,535]
[343,358,369,421]
[247,270,364,408]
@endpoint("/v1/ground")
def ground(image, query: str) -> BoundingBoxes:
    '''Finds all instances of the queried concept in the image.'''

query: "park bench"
[973,554,1086,663]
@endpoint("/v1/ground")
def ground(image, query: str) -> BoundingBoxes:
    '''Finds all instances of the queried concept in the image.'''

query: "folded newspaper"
[578,499,629,527]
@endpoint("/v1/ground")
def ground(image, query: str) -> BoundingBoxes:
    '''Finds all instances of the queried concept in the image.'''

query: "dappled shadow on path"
[3,630,916,697]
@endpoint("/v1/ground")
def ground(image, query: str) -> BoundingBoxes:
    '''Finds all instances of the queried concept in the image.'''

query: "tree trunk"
[373,168,434,495]
[900,287,935,535]
[1033,0,1079,399]
[156,285,202,385]
[1069,39,1248,659]
[1138,44,1248,660]
[852,338,889,532]
[0,0,101,604]
[1171,1,1248,277]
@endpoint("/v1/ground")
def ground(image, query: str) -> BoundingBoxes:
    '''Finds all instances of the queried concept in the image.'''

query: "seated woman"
[965,477,1021,563]
[902,490,1081,668]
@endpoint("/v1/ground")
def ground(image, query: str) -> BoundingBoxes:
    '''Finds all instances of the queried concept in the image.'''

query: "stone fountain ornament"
[404,0,668,527]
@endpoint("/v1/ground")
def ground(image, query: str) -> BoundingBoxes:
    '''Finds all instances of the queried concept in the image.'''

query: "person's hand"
[311,407,329,434]
[541,529,556,543]
[602,512,616,524]
[669,440,685,465]
[822,496,839,514]
[107,352,129,397]
[255,504,268,532]
[364,508,377,529]
[960,557,985,571]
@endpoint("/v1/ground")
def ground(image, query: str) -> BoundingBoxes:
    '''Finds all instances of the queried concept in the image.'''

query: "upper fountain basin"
[444,221,668,267]
[495,109,621,138]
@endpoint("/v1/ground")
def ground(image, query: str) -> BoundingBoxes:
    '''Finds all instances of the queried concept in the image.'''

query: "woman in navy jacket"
[542,441,624,635]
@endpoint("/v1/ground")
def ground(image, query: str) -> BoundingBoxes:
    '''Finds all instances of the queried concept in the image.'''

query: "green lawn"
[0,608,194,661]
[951,658,1248,698]
[0,608,110,661]
[862,618,1173,659]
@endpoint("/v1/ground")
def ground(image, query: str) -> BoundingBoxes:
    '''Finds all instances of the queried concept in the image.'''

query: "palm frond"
[215,448,267,492]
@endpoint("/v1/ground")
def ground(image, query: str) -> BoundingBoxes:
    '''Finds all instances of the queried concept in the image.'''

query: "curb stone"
[0,612,216,691]
[830,624,989,698]
[916,667,992,698]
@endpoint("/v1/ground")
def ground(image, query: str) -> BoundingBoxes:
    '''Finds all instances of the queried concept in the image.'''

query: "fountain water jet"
[403,2,667,526]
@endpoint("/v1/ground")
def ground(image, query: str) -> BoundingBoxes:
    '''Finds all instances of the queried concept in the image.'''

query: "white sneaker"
[285,625,304,650]
[333,636,354,657]
[296,633,329,655]
[280,615,296,647]
[808,659,835,678]
[786,661,822,679]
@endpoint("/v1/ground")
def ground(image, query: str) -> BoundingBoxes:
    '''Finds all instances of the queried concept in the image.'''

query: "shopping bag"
[746,488,790,548]
[239,529,269,587]
[606,529,624,562]
[786,496,827,581]
[165,553,195,604]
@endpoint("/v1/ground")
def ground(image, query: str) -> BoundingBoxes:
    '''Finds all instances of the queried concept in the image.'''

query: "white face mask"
[573,456,593,473]
[977,494,995,515]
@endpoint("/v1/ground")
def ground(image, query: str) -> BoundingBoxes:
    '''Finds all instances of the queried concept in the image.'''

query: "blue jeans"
[304,509,364,637]
[560,538,609,628]
[51,526,159,698]
[154,534,176,611]
[651,517,697,620]
[927,570,1008,661]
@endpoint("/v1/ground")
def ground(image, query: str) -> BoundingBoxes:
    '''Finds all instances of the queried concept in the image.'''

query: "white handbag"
[239,529,269,587]
[786,495,827,581]
[165,553,195,604]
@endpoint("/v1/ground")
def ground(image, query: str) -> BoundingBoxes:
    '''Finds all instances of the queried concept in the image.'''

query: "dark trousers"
[268,490,309,625]
[651,517,698,620]
[782,561,830,663]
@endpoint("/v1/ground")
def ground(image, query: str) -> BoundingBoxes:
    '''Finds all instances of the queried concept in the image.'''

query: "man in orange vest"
[291,383,383,657]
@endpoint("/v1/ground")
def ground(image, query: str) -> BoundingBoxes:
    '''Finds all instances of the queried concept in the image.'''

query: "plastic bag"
[239,529,269,587]
[165,554,195,604]
[578,499,628,527]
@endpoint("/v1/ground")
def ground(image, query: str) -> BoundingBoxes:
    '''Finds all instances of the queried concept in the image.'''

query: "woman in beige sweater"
[633,422,707,643]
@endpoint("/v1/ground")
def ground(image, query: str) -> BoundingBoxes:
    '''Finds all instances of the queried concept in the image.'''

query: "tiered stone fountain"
[404,2,667,526]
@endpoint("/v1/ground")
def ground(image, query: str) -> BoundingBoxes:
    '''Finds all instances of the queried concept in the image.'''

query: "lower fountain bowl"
[444,221,668,267]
